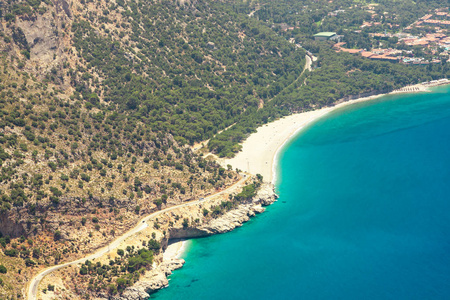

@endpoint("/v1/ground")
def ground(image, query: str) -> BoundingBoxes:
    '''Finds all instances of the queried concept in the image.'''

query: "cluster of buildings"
[333,42,443,65]
[405,9,450,31]
[333,42,402,62]
[359,4,400,30]
[328,9,345,17]
[400,33,450,48]
[414,12,450,28]
[322,8,450,65]
[360,21,382,29]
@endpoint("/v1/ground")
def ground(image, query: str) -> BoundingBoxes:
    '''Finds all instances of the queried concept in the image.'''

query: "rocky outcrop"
[200,182,278,233]
[255,182,279,206]
[169,182,277,238]
[111,259,185,300]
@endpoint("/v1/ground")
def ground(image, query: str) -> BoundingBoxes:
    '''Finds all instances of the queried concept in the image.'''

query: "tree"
[116,277,128,291]
[32,248,41,258]
[54,231,62,241]
[88,93,100,105]
[0,265,7,274]
[117,249,124,257]
[147,239,160,252]
[154,199,162,209]
[126,96,139,110]
[79,266,88,275]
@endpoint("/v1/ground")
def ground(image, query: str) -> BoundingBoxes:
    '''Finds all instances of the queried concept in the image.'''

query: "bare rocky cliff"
[3,0,72,72]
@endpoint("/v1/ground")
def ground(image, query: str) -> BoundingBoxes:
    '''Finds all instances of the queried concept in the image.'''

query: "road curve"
[27,175,248,300]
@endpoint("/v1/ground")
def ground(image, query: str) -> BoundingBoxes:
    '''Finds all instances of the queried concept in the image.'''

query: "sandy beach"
[224,83,437,183]
[163,240,188,261]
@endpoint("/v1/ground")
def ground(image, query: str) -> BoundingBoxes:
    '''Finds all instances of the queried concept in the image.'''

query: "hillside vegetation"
[0,0,449,298]
[0,0,305,297]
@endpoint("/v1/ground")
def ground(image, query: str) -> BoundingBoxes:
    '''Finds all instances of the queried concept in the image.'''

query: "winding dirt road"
[27,175,248,300]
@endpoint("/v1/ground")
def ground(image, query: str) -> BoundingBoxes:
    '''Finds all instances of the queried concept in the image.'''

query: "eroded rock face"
[0,208,28,237]
[4,0,72,81]
[17,14,61,67]
[200,203,256,234]
[255,182,279,206]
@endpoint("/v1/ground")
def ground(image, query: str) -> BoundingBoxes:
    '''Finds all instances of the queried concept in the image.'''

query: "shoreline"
[113,181,278,300]
[154,80,448,293]
[114,81,448,300]
[224,82,449,184]
[163,240,188,261]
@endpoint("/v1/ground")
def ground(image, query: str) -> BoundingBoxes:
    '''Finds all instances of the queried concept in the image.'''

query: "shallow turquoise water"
[153,86,450,299]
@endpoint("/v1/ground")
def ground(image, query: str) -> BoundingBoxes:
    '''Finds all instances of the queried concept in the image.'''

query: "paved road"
[27,175,247,300]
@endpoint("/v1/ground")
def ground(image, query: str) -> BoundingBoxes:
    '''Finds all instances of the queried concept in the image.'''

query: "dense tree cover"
[0,47,237,297]
[0,77,230,213]
[248,0,446,37]
[273,45,445,108]
[69,0,305,145]
[1,0,449,297]
[209,42,449,156]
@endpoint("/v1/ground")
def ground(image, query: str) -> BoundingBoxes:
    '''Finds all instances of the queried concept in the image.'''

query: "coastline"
[223,82,446,184]
[150,79,449,298]
[163,240,188,261]
[109,181,277,300]
[40,82,448,300]
[149,80,448,298]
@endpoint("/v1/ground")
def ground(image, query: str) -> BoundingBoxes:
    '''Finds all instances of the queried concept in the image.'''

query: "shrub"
[4,249,18,257]
[81,173,90,182]
[25,258,36,267]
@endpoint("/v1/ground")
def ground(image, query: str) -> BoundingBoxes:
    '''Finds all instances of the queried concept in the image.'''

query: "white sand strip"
[163,240,188,261]
[224,86,431,183]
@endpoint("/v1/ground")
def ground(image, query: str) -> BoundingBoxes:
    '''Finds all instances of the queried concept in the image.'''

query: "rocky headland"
[110,182,278,300]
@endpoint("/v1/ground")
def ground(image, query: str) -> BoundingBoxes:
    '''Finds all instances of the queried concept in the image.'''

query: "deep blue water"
[153,86,450,300]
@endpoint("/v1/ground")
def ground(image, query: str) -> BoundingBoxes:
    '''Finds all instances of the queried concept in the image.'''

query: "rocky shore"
[112,182,278,300]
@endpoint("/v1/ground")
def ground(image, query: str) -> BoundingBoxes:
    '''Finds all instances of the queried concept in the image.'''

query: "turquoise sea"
[153,86,450,300]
